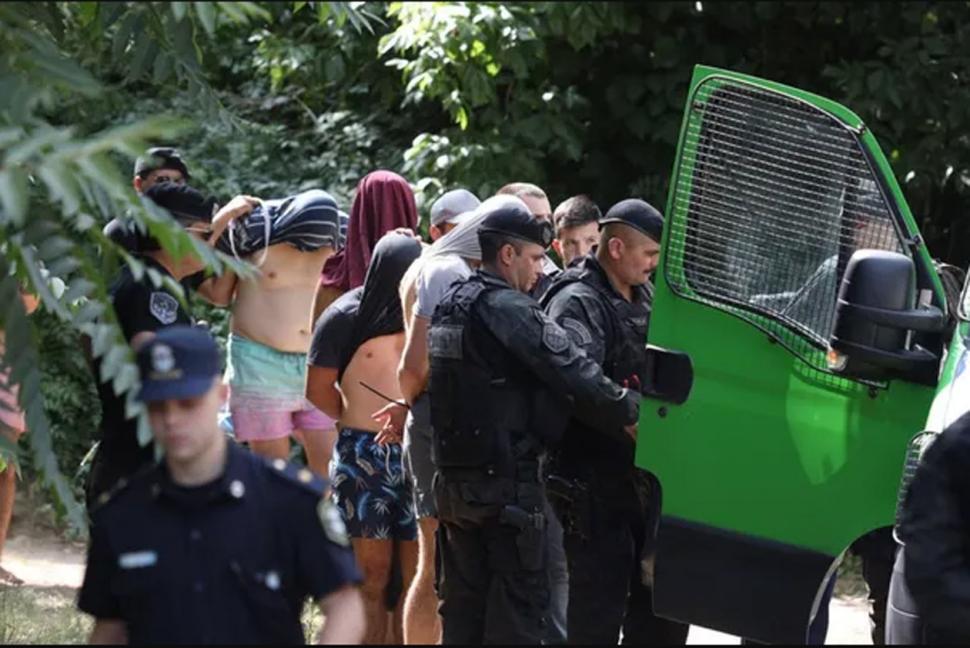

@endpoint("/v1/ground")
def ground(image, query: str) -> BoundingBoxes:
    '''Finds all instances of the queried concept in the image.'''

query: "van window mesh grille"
[666,78,905,370]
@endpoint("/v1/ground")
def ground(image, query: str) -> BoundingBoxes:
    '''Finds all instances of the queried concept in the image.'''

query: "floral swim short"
[329,427,417,541]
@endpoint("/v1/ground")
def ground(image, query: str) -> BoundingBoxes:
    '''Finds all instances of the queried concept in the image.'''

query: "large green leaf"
[0,167,30,226]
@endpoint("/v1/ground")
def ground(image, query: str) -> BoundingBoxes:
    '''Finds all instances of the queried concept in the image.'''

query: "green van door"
[637,66,946,643]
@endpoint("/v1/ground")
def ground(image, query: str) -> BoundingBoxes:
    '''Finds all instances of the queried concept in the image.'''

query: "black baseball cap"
[600,199,664,242]
[477,195,554,248]
[136,326,222,402]
[142,183,216,224]
[134,147,191,180]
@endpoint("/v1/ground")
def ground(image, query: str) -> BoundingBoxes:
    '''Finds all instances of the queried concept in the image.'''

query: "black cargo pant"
[435,474,550,644]
[558,494,689,644]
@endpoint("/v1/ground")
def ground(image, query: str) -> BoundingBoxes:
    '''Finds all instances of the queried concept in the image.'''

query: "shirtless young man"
[197,190,343,477]
[306,232,422,645]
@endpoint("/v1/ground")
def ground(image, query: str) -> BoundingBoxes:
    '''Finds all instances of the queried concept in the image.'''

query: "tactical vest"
[428,274,543,481]
[540,259,651,386]
[541,260,651,501]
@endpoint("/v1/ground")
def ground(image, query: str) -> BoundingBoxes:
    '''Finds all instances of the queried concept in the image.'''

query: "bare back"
[337,333,405,432]
[232,244,334,353]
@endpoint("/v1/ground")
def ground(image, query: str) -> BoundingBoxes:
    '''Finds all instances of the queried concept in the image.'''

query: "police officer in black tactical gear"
[541,198,690,645]
[428,194,640,645]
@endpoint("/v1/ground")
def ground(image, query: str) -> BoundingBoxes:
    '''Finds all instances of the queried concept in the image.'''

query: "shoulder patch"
[318,498,350,547]
[429,324,463,360]
[560,317,593,347]
[149,291,179,325]
[90,473,140,514]
[541,320,571,354]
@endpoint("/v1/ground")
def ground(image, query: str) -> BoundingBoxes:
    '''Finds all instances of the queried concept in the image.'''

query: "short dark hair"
[496,182,547,200]
[554,195,601,237]
[479,231,524,264]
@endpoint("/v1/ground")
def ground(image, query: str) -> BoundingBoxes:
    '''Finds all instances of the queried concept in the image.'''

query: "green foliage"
[33,311,101,496]
[0,2,274,537]
[383,1,970,269]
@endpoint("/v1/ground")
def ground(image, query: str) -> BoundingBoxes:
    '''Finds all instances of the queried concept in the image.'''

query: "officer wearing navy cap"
[427,194,640,644]
[85,183,256,509]
[78,326,366,645]
[103,147,193,251]
[540,198,689,644]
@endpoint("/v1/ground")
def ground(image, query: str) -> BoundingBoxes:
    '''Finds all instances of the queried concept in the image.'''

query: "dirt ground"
[0,487,874,645]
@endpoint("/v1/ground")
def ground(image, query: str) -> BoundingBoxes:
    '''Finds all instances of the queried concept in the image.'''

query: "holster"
[433,471,512,527]
[499,504,547,571]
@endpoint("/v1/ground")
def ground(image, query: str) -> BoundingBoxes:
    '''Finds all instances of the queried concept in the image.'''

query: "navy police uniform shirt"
[88,255,193,504]
[78,442,362,644]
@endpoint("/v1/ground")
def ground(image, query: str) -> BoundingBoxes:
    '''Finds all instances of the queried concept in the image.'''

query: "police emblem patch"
[560,317,593,347]
[318,499,350,547]
[541,321,570,354]
[149,291,179,325]
[151,344,175,373]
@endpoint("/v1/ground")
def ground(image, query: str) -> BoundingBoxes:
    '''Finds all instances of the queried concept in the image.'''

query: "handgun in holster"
[499,504,546,570]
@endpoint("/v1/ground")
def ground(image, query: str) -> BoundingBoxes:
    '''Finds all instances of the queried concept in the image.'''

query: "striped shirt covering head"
[216,189,342,259]
[337,210,349,250]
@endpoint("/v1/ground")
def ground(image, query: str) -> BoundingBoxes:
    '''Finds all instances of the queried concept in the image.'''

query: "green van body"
[635,65,956,642]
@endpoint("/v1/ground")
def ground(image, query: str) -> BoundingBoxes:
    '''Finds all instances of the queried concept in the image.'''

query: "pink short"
[224,334,336,442]
[230,392,336,442]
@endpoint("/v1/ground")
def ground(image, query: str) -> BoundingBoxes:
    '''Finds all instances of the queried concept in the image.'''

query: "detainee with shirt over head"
[191,187,346,478]
[306,231,423,645]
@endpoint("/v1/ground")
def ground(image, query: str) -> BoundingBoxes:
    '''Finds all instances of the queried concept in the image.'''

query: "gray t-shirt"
[414,255,473,319]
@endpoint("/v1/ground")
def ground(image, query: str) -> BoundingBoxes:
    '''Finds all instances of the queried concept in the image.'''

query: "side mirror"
[829,250,943,385]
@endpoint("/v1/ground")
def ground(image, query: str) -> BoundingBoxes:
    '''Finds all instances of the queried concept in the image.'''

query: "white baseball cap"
[430,189,481,227]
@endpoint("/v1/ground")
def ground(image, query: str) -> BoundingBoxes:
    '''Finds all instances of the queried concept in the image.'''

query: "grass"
[0,584,325,645]
[834,552,869,600]
[0,586,92,644]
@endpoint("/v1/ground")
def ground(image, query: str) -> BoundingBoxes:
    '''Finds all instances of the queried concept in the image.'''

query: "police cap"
[136,325,222,402]
[600,198,664,243]
[477,195,554,248]
[133,147,191,180]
